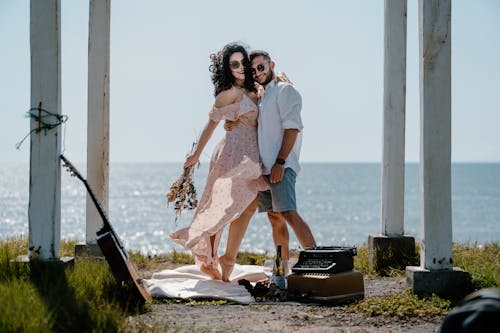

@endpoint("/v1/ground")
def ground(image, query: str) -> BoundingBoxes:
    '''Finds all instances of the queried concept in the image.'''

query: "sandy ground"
[128,277,445,333]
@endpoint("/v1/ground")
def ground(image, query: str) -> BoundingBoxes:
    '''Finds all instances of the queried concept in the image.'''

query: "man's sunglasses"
[252,63,265,74]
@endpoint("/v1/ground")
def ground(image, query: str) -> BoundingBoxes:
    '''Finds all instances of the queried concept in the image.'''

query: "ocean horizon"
[1,162,499,255]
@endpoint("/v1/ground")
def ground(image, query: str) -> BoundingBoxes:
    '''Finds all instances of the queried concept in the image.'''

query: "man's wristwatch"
[275,157,286,165]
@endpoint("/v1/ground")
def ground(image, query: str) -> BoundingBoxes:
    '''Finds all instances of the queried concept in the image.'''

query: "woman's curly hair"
[209,43,256,96]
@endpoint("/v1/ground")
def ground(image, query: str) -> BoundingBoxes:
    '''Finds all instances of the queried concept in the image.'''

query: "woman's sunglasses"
[229,61,244,70]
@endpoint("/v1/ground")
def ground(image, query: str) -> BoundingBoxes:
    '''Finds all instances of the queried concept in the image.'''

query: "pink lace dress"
[169,94,267,266]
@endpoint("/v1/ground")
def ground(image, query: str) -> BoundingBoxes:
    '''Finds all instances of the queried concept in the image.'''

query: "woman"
[169,43,267,282]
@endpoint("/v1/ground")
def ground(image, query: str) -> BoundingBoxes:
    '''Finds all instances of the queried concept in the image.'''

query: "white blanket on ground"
[146,264,270,304]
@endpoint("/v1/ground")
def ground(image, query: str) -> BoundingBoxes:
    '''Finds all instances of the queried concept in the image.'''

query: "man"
[249,50,316,263]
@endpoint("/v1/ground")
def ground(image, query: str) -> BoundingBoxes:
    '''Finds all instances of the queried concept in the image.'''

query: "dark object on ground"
[238,279,287,301]
[439,287,500,333]
[288,270,364,304]
[238,278,270,298]
[292,246,356,274]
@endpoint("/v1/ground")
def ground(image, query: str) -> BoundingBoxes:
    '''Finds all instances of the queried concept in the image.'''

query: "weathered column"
[82,0,111,255]
[381,0,407,237]
[369,0,416,274]
[419,0,452,271]
[406,0,470,299]
[28,0,62,261]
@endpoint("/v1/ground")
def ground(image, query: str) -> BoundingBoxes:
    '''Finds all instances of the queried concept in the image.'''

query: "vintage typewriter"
[288,246,364,303]
[291,246,357,274]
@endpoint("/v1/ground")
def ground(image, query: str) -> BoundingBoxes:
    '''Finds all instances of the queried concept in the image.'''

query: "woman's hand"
[275,71,292,84]
[184,153,199,169]
[224,119,240,131]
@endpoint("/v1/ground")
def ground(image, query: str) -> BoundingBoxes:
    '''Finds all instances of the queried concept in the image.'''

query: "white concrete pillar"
[86,0,111,244]
[418,0,452,270]
[29,0,61,260]
[381,0,407,236]
[368,1,414,274]
[407,1,469,299]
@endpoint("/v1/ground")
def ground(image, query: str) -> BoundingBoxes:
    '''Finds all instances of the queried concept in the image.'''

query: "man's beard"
[260,70,274,86]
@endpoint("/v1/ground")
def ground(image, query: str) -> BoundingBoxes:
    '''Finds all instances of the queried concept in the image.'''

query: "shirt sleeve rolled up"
[277,84,303,131]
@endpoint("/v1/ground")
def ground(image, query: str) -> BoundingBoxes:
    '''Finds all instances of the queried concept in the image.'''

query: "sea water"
[1,163,499,255]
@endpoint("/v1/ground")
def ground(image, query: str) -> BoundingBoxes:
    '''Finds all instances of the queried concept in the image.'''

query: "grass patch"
[130,249,195,273]
[349,289,452,318]
[0,238,145,333]
[453,242,500,289]
[236,251,267,266]
[354,242,499,288]
[353,244,377,277]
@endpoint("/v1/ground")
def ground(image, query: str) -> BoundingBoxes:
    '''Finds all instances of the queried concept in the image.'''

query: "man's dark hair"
[249,50,271,62]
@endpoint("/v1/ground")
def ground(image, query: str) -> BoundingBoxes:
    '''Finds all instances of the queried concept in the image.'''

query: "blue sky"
[1,0,499,164]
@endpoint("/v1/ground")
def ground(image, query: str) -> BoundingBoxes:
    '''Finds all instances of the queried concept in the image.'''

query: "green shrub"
[350,289,452,318]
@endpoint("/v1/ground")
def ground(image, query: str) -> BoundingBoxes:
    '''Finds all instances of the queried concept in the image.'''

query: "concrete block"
[368,235,417,275]
[13,255,74,265]
[75,243,103,258]
[406,266,472,300]
[12,255,75,275]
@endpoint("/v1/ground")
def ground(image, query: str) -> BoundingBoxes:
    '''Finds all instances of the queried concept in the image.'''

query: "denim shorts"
[258,168,297,212]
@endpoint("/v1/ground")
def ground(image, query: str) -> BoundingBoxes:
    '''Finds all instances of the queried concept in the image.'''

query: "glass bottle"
[272,245,287,289]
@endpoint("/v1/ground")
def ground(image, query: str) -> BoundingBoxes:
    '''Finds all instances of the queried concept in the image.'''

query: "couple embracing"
[170,43,316,282]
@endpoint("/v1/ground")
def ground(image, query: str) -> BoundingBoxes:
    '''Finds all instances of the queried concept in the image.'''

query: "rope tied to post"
[15,102,68,150]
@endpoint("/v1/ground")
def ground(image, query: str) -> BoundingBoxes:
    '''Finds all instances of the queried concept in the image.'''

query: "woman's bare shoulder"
[214,87,239,108]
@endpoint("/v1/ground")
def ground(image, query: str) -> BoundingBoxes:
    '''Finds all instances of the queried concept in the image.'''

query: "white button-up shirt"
[258,80,303,175]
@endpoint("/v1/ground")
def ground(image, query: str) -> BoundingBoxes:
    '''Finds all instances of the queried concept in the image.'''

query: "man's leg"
[281,210,316,250]
[267,211,290,260]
